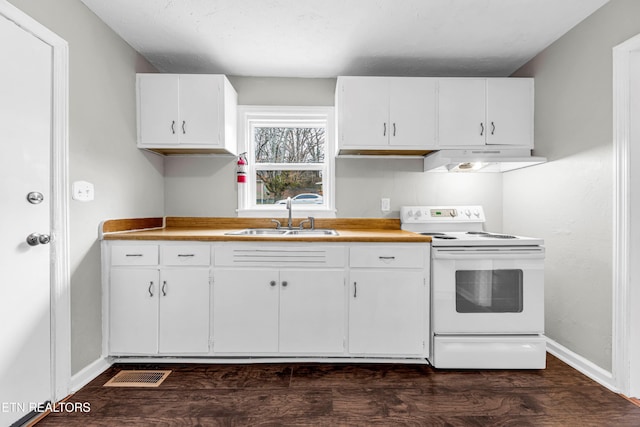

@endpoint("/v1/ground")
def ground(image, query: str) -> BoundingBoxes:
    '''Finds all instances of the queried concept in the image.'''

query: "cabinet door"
[179,75,221,146]
[438,79,486,147]
[337,77,390,148]
[279,270,345,354]
[158,269,210,354]
[349,270,425,356]
[486,79,533,147]
[213,269,279,353]
[109,268,159,354]
[137,74,180,145]
[389,78,437,147]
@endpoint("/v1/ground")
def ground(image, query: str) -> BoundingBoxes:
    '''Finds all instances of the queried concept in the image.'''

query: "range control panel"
[400,206,486,223]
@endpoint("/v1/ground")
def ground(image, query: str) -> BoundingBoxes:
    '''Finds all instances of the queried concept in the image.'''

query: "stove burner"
[481,233,517,239]
[466,231,489,235]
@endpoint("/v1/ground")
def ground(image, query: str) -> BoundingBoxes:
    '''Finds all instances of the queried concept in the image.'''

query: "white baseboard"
[545,336,618,393]
[70,357,112,393]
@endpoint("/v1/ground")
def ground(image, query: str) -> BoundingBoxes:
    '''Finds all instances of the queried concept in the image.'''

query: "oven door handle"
[432,248,545,260]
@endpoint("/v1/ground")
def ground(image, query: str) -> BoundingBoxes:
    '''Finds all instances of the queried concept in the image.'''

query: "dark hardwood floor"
[34,354,640,426]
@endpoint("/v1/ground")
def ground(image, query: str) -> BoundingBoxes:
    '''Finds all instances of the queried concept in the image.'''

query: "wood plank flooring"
[35,354,640,426]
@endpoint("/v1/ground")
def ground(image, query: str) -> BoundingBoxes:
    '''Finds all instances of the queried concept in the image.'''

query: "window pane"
[255,170,323,205]
[254,127,325,163]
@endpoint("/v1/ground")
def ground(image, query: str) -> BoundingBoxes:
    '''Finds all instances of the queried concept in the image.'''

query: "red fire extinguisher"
[237,153,247,183]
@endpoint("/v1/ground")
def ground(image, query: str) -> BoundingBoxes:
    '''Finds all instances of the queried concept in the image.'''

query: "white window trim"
[236,105,336,218]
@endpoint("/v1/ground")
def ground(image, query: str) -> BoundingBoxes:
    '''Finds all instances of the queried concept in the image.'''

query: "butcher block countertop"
[100,217,431,243]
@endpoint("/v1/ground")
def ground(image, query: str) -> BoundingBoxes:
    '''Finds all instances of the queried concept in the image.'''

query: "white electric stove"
[401,206,546,370]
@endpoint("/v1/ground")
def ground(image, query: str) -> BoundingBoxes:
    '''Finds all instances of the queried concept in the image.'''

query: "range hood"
[423,149,546,173]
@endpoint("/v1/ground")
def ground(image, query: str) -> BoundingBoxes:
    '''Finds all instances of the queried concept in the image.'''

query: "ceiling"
[80,0,609,78]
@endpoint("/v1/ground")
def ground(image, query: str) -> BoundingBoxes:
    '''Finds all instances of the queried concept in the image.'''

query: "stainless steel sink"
[225,228,289,236]
[225,228,338,236]
[284,229,339,236]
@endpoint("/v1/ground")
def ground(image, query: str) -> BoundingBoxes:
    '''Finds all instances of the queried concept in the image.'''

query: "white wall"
[507,0,640,372]
[165,77,504,229]
[9,0,165,374]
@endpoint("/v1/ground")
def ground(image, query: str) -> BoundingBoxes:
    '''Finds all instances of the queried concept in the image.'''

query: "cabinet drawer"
[350,245,425,269]
[161,245,211,266]
[111,245,159,266]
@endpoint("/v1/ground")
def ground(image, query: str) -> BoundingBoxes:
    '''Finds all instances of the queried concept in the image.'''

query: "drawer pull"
[270,280,276,287]
[148,281,154,297]
[177,254,195,257]
[354,282,357,298]
[282,281,288,287]
[379,256,396,260]
[126,254,143,257]
[162,280,167,296]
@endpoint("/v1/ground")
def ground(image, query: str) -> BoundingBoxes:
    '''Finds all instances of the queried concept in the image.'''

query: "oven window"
[455,270,523,313]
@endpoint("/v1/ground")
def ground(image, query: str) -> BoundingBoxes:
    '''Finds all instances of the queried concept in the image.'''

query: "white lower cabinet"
[109,268,159,354]
[349,270,425,356]
[109,268,210,355]
[105,241,429,361]
[212,268,345,355]
[348,244,429,358]
[108,243,211,356]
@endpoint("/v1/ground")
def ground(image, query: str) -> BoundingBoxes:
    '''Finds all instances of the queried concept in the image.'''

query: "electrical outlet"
[381,198,391,212]
[72,180,94,201]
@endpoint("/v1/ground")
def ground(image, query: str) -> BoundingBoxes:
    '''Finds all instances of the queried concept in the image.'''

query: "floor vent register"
[104,370,171,388]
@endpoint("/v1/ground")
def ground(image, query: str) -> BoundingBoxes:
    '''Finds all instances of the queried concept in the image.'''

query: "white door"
[0,14,53,425]
[137,74,180,145]
[389,78,437,147]
[486,79,534,147]
[212,269,279,353]
[158,268,210,354]
[279,270,345,354]
[109,269,160,354]
[348,270,425,356]
[179,75,221,146]
[438,79,486,147]
[337,77,390,148]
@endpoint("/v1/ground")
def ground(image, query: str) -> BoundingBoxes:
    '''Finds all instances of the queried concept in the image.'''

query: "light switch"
[72,181,94,201]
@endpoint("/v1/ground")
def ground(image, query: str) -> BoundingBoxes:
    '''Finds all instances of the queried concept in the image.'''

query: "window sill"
[237,207,337,219]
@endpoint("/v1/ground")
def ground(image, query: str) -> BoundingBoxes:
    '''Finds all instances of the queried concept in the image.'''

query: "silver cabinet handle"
[491,122,496,135]
[379,256,395,260]
[148,281,154,297]
[162,280,167,296]
[182,120,186,134]
[282,281,288,287]
[393,123,396,136]
[125,254,143,257]
[480,122,484,136]
[171,121,175,134]
[270,280,276,287]
[383,123,387,136]
[354,282,357,298]
[177,254,195,257]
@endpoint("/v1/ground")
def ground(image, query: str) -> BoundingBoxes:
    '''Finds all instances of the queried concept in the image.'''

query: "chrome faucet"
[299,216,315,230]
[286,196,293,229]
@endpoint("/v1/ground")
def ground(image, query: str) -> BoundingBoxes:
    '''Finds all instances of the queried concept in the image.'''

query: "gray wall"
[9,0,165,375]
[506,0,640,371]
[165,77,505,230]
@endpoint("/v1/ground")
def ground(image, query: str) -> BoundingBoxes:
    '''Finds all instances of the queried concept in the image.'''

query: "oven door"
[431,246,544,334]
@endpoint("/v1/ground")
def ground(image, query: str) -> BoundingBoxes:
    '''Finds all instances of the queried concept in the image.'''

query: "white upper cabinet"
[137,74,237,155]
[336,76,437,153]
[438,78,534,148]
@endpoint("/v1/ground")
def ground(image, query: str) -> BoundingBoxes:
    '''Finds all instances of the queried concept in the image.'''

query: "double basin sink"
[225,228,339,237]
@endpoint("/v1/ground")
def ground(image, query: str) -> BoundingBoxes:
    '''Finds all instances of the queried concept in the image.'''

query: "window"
[237,106,335,217]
